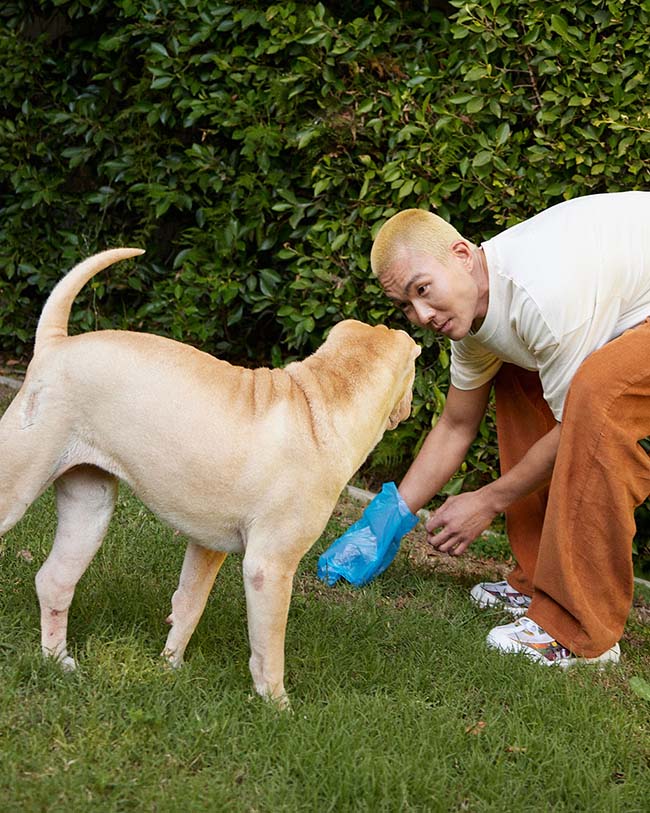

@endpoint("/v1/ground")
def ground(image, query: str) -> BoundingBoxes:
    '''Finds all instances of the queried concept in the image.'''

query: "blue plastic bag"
[317,482,419,587]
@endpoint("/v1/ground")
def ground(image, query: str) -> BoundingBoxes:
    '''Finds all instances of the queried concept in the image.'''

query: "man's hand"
[425,489,497,556]
[425,420,561,556]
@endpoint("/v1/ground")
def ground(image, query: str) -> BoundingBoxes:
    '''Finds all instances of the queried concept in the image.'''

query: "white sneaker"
[486,616,621,668]
[470,580,532,616]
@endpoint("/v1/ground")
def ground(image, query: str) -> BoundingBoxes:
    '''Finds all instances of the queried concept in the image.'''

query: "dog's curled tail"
[34,248,145,354]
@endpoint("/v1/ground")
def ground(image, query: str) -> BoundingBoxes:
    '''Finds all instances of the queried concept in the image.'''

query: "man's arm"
[398,382,493,513]
[427,421,561,555]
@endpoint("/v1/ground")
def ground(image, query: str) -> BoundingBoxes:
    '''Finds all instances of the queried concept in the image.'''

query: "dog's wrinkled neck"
[285,342,408,480]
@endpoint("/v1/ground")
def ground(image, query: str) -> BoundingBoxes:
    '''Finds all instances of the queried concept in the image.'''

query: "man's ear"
[449,239,474,269]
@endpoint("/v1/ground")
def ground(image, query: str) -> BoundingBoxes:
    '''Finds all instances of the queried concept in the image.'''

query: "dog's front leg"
[161,542,227,668]
[242,551,297,709]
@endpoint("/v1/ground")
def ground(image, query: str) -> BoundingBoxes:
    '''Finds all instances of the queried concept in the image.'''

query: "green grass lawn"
[0,483,649,812]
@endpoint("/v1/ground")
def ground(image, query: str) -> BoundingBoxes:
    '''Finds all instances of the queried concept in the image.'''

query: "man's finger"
[438,537,460,554]
[424,512,442,534]
[427,529,453,549]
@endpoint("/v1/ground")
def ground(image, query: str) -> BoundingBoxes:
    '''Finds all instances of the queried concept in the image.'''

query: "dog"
[0,248,420,705]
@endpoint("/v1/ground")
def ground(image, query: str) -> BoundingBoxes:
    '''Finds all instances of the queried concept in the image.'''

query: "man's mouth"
[433,318,451,333]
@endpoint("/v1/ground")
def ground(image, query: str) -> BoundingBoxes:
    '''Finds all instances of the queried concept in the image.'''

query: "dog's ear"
[385,329,420,430]
[387,371,416,429]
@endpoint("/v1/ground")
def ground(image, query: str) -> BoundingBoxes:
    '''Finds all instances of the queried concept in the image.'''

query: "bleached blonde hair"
[370,209,466,278]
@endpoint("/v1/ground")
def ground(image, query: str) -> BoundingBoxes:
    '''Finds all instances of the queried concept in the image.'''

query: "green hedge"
[1,1,649,561]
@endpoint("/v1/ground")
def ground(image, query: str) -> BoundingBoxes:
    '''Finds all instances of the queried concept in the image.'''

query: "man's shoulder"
[487,191,650,251]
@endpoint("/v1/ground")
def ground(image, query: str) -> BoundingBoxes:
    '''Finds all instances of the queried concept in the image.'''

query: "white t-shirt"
[450,191,650,420]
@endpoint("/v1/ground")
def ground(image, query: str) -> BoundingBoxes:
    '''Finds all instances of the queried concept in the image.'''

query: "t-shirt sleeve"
[450,336,503,390]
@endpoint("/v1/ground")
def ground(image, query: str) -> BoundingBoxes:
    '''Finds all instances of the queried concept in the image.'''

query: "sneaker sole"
[470,584,529,617]
[559,643,621,670]
[486,632,621,669]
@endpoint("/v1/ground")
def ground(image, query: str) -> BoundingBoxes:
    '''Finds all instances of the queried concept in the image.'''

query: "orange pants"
[494,319,650,657]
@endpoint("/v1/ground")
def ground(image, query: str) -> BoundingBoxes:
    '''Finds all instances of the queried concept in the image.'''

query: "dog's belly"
[143,505,247,554]
[171,523,247,554]
[58,438,249,553]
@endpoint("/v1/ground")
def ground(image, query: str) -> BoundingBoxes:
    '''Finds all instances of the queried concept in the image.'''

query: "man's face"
[379,247,480,341]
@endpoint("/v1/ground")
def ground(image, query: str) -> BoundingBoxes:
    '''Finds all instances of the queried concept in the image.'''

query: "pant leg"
[494,364,557,595]
[529,320,650,657]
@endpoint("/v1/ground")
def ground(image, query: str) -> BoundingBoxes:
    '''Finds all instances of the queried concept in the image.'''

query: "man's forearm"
[482,422,561,512]
[424,421,562,556]
[398,420,475,513]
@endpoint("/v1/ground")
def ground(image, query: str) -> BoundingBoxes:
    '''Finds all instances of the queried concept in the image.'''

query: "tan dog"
[0,248,420,705]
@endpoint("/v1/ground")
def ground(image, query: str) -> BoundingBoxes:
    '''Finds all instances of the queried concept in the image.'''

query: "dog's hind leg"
[0,392,68,537]
[161,542,227,668]
[35,465,118,670]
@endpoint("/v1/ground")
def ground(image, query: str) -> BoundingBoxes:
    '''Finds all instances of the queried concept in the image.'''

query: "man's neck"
[470,247,490,332]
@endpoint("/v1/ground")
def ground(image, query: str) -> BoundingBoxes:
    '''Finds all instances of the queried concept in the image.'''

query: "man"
[367,191,650,666]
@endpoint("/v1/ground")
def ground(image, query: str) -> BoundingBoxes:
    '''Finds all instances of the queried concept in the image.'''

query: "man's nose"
[412,300,435,326]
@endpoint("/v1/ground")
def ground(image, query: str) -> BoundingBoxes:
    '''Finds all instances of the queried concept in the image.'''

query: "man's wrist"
[481,480,510,515]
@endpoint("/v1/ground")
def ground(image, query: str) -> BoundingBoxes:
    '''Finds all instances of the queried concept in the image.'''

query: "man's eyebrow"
[385,273,427,307]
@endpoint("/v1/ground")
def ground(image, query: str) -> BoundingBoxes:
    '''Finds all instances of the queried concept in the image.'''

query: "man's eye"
[417,284,429,296]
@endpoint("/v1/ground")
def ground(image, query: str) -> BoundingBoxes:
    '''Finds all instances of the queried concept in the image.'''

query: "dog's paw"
[253,689,291,712]
[160,648,183,670]
[42,647,77,672]
[59,655,77,672]
[273,693,292,712]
